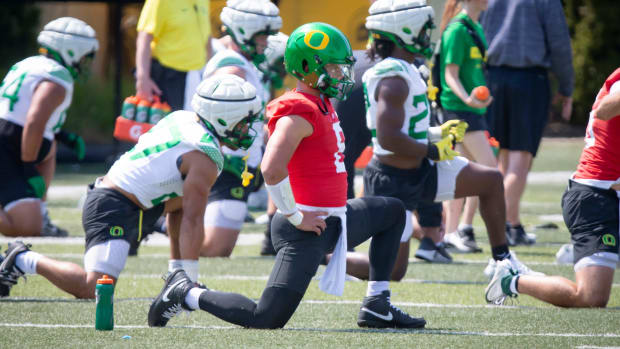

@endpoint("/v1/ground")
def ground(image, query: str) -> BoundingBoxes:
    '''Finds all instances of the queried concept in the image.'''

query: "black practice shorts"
[208,167,262,203]
[442,109,488,132]
[82,184,164,251]
[0,119,51,207]
[363,158,441,227]
[562,180,619,263]
[150,59,187,112]
[485,66,550,156]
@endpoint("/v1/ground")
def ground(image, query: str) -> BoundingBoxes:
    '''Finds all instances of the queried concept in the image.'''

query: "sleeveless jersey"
[0,56,73,141]
[203,49,265,167]
[573,68,620,189]
[107,111,224,209]
[363,57,430,155]
[267,91,347,208]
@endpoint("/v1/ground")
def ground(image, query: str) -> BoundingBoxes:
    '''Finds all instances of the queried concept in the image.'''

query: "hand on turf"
[295,210,328,235]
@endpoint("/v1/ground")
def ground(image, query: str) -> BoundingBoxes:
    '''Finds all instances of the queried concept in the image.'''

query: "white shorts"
[434,156,469,202]
[574,252,619,272]
[83,239,130,278]
[204,199,248,230]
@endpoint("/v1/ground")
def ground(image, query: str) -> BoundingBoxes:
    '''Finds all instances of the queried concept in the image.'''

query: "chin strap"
[241,155,254,187]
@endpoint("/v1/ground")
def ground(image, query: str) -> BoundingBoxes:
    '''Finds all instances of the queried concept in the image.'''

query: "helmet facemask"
[317,63,355,100]
[218,111,259,150]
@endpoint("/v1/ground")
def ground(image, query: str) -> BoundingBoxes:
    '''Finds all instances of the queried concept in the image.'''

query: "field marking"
[0,322,618,338]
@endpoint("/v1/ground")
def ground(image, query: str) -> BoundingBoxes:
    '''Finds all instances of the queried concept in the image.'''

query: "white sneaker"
[485,259,518,305]
[555,244,574,265]
[483,252,544,279]
[254,213,271,225]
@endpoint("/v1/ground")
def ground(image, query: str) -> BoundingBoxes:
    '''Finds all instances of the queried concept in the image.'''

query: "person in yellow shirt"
[136,0,211,111]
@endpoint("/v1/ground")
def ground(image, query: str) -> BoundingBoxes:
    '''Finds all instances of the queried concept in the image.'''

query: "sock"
[366,281,389,297]
[509,275,520,295]
[180,260,199,282]
[15,251,43,274]
[458,223,472,231]
[168,259,182,272]
[40,202,47,215]
[492,244,510,261]
[184,287,206,310]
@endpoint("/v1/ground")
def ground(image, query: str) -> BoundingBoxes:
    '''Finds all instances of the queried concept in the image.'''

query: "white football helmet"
[261,32,288,88]
[366,0,435,58]
[37,17,99,78]
[220,0,282,62]
[192,74,262,150]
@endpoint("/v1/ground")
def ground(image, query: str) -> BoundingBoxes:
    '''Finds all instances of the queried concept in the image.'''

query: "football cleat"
[148,269,196,327]
[357,290,426,329]
[41,211,69,237]
[414,237,452,263]
[485,259,518,305]
[555,243,574,265]
[483,252,544,280]
[0,241,31,296]
[260,215,276,256]
[444,226,482,253]
[506,224,536,246]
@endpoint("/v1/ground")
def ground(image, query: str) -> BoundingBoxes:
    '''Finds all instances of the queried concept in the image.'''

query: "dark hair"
[365,38,395,61]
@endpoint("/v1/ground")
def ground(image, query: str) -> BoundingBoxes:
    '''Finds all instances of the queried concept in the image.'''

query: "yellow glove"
[440,119,469,143]
[427,134,460,161]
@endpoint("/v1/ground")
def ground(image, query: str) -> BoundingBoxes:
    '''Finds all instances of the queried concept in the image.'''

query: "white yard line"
[0,322,618,338]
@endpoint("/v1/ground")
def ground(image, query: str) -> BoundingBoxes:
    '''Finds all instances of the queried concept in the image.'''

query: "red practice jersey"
[574,68,620,185]
[267,90,347,207]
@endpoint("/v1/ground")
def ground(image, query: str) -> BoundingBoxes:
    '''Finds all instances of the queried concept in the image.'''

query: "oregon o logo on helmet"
[303,30,330,50]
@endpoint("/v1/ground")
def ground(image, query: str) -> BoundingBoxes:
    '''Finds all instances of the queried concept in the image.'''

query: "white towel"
[318,211,348,296]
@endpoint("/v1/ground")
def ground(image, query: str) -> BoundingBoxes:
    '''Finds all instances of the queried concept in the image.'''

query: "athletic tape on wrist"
[287,211,303,226]
[265,176,298,215]
[428,126,442,143]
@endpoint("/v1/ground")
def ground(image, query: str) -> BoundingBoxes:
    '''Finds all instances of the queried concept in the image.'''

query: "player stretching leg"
[486,68,620,307]
[0,75,260,298]
[148,22,425,329]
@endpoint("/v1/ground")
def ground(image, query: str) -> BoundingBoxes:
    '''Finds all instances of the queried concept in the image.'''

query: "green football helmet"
[285,22,356,100]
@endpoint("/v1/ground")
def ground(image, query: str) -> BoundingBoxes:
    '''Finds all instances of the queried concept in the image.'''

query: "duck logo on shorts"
[109,226,124,237]
[602,234,616,247]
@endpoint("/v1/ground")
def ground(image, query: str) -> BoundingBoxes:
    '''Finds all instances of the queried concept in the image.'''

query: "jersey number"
[332,122,346,173]
[0,66,27,112]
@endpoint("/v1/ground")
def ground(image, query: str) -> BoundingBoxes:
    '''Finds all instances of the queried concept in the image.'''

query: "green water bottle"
[95,275,114,331]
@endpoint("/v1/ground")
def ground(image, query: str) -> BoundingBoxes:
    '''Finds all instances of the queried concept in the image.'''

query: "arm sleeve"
[137,0,163,37]
[442,26,466,66]
[542,0,574,96]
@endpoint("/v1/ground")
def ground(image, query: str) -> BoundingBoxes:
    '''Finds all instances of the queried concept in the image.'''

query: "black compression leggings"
[198,197,405,328]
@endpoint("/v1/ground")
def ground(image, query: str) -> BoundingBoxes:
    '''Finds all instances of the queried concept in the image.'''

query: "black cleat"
[0,241,31,297]
[507,224,535,246]
[259,214,276,256]
[148,269,196,327]
[41,210,69,237]
[357,290,426,329]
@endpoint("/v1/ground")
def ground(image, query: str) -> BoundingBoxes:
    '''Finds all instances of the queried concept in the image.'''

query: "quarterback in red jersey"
[146,22,426,330]
[486,68,620,307]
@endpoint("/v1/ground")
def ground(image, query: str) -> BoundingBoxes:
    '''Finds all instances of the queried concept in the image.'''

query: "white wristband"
[265,176,297,215]
[428,126,442,143]
[287,211,303,226]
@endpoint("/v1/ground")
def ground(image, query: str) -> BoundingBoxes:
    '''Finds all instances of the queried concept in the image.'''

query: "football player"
[0,17,97,238]
[200,0,281,257]
[486,68,620,307]
[359,0,538,280]
[148,22,426,329]
[0,74,261,298]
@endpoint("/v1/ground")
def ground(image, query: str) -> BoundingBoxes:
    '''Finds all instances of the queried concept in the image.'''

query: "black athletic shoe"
[41,212,69,237]
[0,241,30,297]
[507,224,535,246]
[148,269,195,327]
[357,290,426,329]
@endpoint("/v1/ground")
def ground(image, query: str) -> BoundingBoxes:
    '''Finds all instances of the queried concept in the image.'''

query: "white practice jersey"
[107,111,224,209]
[203,49,265,167]
[363,57,430,156]
[0,56,73,141]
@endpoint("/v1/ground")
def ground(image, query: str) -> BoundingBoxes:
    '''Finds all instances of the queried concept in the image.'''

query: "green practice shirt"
[439,13,488,115]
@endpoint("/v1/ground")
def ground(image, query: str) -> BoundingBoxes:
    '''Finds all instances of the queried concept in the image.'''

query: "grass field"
[1,137,620,348]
